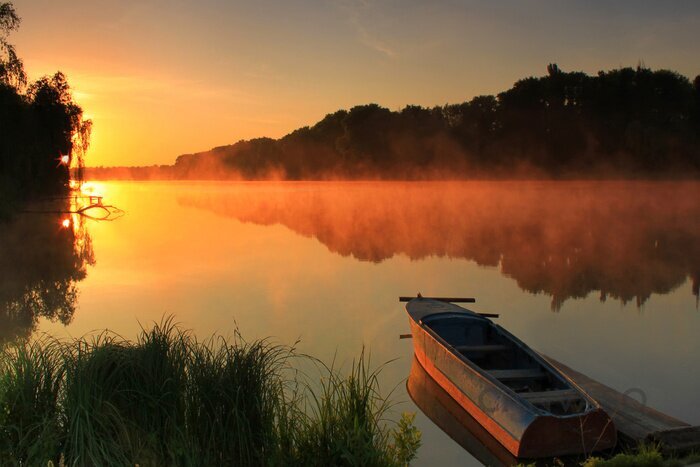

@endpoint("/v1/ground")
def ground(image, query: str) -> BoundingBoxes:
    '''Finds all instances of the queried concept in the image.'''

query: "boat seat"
[520,389,581,405]
[488,368,547,380]
[454,344,509,353]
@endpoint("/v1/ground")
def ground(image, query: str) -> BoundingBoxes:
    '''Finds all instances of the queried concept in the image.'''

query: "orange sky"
[11,0,700,167]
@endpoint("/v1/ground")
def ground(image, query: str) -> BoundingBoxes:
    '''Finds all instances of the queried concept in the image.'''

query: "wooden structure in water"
[405,297,616,458]
[407,355,518,466]
[402,295,700,461]
[543,356,700,455]
[409,353,700,465]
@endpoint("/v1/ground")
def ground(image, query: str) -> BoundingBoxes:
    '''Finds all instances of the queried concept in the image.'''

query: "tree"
[0,3,91,208]
[0,2,25,88]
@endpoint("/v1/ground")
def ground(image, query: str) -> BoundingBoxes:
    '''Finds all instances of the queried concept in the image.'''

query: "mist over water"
[179,181,700,310]
[7,180,697,466]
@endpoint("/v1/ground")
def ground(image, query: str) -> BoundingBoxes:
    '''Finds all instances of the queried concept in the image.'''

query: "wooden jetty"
[409,354,700,465]
[400,295,700,457]
[405,297,616,457]
[543,356,700,455]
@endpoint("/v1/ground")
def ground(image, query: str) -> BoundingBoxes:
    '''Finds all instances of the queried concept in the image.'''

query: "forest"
[0,3,90,217]
[93,63,700,180]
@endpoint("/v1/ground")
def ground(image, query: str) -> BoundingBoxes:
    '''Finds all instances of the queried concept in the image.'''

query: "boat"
[407,354,518,466]
[405,296,617,458]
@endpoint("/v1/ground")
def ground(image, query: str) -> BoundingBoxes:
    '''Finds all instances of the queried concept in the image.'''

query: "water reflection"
[0,204,94,343]
[178,181,700,310]
[407,355,517,467]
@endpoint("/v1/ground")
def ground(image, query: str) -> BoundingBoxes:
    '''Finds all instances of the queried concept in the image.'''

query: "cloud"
[353,21,397,58]
[334,0,398,59]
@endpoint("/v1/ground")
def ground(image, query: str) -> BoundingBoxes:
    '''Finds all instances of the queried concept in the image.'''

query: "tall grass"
[583,443,700,467]
[0,319,420,466]
[183,332,289,465]
[0,338,63,464]
[291,352,420,466]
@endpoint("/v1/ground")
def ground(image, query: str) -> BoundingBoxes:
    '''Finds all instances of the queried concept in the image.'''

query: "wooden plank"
[648,426,700,453]
[454,344,510,352]
[399,296,476,303]
[520,389,581,405]
[542,355,700,453]
[488,368,547,380]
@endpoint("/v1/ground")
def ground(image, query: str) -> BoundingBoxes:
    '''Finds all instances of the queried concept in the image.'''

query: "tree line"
[164,64,700,180]
[0,2,90,216]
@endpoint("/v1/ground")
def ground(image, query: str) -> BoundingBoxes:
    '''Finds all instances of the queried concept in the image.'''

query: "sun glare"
[60,155,70,165]
[61,218,71,228]
[80,181,105,197]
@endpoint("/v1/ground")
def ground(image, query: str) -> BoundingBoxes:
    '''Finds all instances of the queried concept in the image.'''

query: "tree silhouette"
[162,64,699,181]
[0,3,90,215]
[0,2,25,88]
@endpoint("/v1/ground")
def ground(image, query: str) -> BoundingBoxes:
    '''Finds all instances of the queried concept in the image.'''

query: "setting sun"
[11,2,700,167]
[2,1,699,464]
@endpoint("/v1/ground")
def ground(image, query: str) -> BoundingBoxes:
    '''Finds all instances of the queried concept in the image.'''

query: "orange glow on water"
[80,181,105,197]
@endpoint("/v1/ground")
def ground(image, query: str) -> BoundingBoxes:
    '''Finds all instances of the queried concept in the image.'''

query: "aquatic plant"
[182,331,289,465]
[290,351,421,466]
[0,338,64,464]
[583,443,700,467]
[0,319,420,466]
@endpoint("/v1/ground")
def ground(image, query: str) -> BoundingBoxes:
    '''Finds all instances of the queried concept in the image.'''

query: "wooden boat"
[407,354,518,466]
[406,296,617,458]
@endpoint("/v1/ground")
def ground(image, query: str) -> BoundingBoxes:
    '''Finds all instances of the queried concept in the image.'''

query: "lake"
[2,180,699,466]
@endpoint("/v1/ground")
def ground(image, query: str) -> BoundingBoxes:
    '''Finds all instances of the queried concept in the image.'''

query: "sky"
[10,0,700,167]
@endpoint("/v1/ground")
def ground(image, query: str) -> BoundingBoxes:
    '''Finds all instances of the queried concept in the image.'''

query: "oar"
[398,295,499,318]
[399,296,476,303]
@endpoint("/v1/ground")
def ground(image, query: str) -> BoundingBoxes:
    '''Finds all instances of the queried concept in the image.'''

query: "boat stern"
[517,408,617,458]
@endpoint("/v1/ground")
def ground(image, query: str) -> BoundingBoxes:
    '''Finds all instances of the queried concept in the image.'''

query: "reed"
[290,351,420,466]
[0,338,64,464]
[61,320,189,464]
[182,332,290,465]
[0,319,420,466]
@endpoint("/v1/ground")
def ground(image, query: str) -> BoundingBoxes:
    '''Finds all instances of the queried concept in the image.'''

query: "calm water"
[2,181,699,466]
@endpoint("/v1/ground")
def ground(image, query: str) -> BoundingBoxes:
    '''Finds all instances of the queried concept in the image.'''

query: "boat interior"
[422,313,590,416]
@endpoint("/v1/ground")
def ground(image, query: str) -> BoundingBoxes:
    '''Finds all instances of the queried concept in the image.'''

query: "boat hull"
[407,355,518,466]
[409,311,617,457]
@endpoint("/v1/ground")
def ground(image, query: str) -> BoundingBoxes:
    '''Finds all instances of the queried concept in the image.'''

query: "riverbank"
[583,444,700,467]
[0,319,420,466]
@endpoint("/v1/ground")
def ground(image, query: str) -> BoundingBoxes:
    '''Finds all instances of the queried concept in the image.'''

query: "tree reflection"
[179,182,700,310]
[0,203,94,343]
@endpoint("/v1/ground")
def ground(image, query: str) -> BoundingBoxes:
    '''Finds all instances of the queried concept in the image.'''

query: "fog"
[179,181,700,310]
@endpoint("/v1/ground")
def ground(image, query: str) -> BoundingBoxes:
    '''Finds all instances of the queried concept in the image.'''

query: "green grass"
[0,337,64,463]
[290,351,421,466]
[0,318,420,466]
[583,443,700,467]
